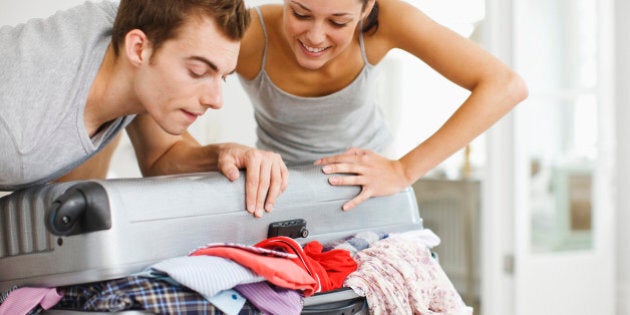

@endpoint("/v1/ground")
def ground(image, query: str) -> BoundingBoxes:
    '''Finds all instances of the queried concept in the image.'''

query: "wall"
[615,0,630,312]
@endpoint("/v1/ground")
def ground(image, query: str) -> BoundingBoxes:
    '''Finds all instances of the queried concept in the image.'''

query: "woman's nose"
[305,22,326,45]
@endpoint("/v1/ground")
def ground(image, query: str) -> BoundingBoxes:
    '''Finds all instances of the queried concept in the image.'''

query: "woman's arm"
[380,0,528,182]
[318,0,528,210]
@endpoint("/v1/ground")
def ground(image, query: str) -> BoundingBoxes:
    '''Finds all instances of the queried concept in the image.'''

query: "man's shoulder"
[59,0,118,27]
[85,0,119,19]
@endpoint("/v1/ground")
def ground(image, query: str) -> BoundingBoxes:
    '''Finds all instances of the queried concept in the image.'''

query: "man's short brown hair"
[111,0,250,56]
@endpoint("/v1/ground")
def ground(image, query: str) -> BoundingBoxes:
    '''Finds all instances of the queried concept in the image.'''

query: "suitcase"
[0,165,423,314]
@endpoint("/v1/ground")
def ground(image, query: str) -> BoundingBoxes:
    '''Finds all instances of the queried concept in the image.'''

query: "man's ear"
[124,29,152,66]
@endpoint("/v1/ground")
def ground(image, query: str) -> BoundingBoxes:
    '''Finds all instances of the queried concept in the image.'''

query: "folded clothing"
[255,236,357,293]
[190,242,317,296]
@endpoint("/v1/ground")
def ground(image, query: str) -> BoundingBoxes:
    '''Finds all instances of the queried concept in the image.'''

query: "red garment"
[255,237,357,292]
[254,237,322,293]
[303,241,357,291]
[190,246,317,296]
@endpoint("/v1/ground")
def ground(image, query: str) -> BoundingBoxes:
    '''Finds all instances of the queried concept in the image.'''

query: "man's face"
[134,15,240,135]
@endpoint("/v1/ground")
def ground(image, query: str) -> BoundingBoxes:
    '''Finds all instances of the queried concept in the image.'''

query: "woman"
[236,0,528,210]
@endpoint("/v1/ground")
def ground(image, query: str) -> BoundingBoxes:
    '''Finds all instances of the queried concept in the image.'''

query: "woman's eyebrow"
[290,1,311,12]
[290,1,352,17]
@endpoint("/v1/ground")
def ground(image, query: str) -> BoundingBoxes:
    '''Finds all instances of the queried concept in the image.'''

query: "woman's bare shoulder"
[237,5,281,78]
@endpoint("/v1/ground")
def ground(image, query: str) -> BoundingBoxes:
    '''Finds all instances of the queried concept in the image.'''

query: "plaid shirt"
[55,276,260,315]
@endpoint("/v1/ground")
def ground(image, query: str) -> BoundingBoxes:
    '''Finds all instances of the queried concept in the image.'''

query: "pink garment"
[344,230,473,315]
[190,246,317,296]
[0,287,63,315]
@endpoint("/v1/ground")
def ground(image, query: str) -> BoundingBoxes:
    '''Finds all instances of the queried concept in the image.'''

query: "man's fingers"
[244,159,261,215]
[221,164,240,181]
[255,162,272,215]
[217,151,241,181]
[280,164,289,193]
[264,164,283,212]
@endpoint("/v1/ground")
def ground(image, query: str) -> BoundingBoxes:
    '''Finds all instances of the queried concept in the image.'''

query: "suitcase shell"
[0,166,422,314]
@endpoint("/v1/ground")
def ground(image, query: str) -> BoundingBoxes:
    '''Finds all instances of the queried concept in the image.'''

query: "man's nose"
[200,78,223,110]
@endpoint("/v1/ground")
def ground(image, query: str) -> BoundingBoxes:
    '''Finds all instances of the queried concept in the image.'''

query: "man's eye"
[189,69,205,78]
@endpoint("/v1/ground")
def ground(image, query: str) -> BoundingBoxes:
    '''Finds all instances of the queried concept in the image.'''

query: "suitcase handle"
[301,297,366,315]
[46,182,111,236]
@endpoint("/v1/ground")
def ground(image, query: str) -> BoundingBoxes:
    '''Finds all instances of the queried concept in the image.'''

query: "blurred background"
[2,0,629,314]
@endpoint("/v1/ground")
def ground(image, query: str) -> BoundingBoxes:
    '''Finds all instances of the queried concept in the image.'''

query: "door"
[509,0,615,313]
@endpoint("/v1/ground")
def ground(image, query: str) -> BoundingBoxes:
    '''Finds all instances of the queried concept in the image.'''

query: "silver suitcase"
[0,166,423,314]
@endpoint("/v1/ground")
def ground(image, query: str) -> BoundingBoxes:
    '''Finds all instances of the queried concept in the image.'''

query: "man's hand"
[314,147,411,211]
[127,116,289,218]
[217,143,288,218]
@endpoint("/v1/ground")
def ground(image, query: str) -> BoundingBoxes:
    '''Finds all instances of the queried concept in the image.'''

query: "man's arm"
[126,114,288,217]
[54,133,123,182]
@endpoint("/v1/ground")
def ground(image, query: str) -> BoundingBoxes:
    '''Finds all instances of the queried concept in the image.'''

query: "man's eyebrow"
[290,1,351,17]
[189,56,236,76]
[189,56,218,72]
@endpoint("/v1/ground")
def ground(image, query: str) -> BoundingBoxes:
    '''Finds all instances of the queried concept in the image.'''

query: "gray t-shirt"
[0,1,134,191]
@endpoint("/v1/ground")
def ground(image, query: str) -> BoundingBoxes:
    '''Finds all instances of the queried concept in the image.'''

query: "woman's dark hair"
[361,0,379,34]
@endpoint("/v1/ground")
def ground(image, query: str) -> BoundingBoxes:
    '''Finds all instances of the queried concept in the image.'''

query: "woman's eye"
[291,9,309,19]
[330,20,348,27]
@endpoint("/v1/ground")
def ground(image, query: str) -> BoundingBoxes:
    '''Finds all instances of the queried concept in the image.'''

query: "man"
[0,0,287,218]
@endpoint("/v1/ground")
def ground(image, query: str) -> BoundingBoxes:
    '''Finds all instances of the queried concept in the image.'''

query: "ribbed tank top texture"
[238,7,393,165]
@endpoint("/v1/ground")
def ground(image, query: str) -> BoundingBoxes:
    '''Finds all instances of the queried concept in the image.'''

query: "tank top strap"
[358,19,369,66]
[254,6,269,69]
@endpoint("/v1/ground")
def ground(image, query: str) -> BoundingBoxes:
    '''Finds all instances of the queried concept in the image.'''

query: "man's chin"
[161,124,187,136]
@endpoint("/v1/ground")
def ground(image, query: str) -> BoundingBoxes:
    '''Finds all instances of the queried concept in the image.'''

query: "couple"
[0,0,528,217]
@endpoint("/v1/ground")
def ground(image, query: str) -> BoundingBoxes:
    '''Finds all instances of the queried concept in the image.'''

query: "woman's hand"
[314,147,412,211]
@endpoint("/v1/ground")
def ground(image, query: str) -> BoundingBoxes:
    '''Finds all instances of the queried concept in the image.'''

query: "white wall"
[615,0,630,312]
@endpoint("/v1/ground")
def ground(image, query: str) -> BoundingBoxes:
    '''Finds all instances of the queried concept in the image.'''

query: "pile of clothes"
[0,230,472,315]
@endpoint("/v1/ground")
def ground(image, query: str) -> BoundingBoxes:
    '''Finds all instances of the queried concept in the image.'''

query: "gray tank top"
[238,7,393,165]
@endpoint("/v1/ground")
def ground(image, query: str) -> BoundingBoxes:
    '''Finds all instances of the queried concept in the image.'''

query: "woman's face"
[282,0,366,70]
